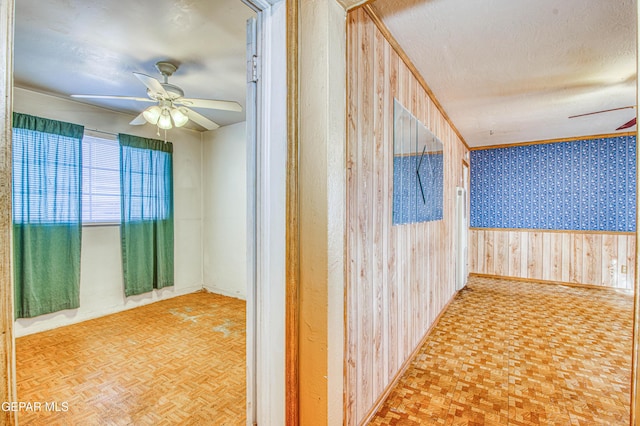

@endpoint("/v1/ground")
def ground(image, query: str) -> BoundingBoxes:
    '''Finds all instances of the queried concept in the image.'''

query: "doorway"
[0,0,288,424]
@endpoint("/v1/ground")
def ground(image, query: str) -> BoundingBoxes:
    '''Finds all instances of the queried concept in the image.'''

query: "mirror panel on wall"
[392,99,443,225]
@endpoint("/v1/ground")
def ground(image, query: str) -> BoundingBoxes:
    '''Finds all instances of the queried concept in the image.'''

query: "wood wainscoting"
[469,228,636,289]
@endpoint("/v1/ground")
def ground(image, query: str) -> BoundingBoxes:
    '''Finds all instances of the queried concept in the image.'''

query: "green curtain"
[12,112,84,318]
[119,134,174,296]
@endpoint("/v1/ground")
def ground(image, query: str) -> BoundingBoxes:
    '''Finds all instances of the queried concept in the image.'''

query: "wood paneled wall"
[469,229,636,289]
[346,7,468,425]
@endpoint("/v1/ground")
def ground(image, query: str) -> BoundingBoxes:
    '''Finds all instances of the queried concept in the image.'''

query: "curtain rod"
[84,128,118,137]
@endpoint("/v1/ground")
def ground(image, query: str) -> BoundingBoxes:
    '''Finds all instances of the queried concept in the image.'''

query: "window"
[81,133,121,223]
[12,127,82,224]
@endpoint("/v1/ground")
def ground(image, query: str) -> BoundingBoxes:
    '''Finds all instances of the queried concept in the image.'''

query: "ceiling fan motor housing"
[156,83,184,100]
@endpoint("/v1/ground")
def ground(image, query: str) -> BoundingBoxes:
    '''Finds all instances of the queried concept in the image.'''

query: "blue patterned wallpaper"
[393,153,444,224]
[470,135,636,231]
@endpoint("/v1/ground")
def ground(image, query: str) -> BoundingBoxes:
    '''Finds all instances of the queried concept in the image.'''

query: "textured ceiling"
[13,1,638,144]
[371,0,637,147]
[13,0,255,131]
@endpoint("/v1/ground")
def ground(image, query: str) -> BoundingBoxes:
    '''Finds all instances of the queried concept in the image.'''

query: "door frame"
[240,0,288,425]
[0,0,289,424]
[0,0,17,423]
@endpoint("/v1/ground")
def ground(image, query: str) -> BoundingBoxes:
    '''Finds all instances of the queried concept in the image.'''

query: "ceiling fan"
[568,105,636,131]
[72,61,242,131]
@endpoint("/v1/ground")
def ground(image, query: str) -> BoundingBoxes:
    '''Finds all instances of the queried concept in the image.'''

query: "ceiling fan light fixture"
[157,109,173,130]
[171,107,189,127]
[143,105,161,125]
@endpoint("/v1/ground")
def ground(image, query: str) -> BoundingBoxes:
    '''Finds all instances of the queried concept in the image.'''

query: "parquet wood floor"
[16,291,246,426]
[369,276,633,425]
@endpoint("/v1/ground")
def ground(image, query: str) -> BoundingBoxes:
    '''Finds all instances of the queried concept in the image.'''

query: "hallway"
[370,276,633,425]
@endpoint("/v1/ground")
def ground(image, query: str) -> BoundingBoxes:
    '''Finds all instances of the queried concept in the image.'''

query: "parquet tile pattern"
[369,276,633,425]
[16,291,246,425]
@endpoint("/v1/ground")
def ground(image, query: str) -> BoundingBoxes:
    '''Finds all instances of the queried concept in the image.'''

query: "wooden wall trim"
[470,227,636,236]
[631,12,639,415]
[470,131,636,151]
[0,0,16,424]
[286,0,299,423]
[361,4,470,152]
[469,273,633,293]
[337,0,373,11]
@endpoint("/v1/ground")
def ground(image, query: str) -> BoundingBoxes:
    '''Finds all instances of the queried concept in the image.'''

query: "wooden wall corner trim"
[470,131,637,151]
[1,0,17,424]
[337,0,373,12]
[470,227,635,236]
[286,0,300,424]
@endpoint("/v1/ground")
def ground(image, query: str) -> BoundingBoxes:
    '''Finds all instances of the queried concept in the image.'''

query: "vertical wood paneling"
[386,46,399,382]
[583,234,602,285]
[627,235,636,291]
[520,232,529,279]
[477,230,486,275]
[570,233,583,283]
[372,22,386,400]
[356,13,373,419]
[380,34,392,392]
[601,234,617,287]
[549,233,563,282]
[616,235,628,289]
[484,231,495,275]
[345,11,359,422]
[468,229,635,289]
[508,231,521,276]
[527,232,543,279]
[561,233,571,282]
[469,229,478,273]
[346,8,469,425]
[542,232,552,281]
[494,231,508,276]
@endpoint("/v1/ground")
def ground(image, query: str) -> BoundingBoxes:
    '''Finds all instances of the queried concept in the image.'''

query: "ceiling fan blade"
[568,105,635,119]
[129,113,147,126]
[71,94,154,102]
[183,107,220,130]
[616,117,636,130]
[176,98,243,112]
[133,72,168,98]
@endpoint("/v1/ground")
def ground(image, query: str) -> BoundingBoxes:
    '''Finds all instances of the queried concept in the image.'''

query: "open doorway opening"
[5,2,276,421]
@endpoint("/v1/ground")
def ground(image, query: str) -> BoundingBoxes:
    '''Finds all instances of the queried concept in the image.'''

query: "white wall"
[13,88,204,336]
[202,121,247,299]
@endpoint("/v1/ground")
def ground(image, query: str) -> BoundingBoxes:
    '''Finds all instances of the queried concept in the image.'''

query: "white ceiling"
[372,0,637,147]
[13,0,255,131]
[13,1,637,146]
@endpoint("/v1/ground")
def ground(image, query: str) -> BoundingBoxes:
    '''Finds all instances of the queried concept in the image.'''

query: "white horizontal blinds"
[81,134,121,223]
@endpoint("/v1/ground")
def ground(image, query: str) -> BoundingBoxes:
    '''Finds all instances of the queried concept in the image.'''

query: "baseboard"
[202,285,247,300]
[469,273,633,293]
[15,284,204,337]
[358,288,462,426]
